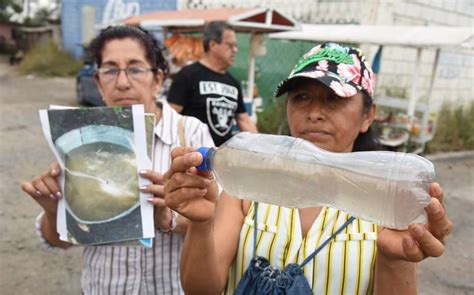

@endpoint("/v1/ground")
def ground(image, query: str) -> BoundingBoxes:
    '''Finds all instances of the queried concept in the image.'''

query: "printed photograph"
[40,105,154,245]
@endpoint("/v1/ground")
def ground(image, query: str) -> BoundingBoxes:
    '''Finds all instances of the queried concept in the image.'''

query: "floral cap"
[274,43,376,98]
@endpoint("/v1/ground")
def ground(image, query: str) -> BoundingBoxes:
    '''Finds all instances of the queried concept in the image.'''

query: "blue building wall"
[61,0,177,58]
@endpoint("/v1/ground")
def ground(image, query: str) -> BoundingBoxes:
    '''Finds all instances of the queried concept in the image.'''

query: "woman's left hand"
[139,170,174,231]
[377,182,453,262]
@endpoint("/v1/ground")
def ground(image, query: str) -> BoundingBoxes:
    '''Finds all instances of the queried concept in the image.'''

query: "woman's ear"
[360,104,376,133]
[93,72,106,101]
[153,70,164,93]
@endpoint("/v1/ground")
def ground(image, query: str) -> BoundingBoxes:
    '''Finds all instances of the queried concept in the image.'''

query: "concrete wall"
[61,0,177,58]
[372,0,474,109]
[181,0,473,109]
[178,0,377,24]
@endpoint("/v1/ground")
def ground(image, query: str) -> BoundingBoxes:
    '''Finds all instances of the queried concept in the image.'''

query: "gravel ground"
[0,56,472,294]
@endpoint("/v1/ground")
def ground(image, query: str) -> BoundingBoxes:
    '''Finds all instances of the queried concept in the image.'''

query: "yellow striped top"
[225,203,378,295]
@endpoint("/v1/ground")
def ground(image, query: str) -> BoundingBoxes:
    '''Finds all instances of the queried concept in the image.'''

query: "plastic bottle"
[197,132,435,229]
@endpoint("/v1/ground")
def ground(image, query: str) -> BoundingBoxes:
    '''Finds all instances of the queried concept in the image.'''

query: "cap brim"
[274,78,293,97]
[274,72,354,98]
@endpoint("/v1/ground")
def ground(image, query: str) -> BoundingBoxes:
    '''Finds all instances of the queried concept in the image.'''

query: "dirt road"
[0,57,473,294]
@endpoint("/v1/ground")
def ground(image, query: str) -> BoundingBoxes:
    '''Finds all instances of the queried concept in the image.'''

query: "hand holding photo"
[39,105,155,245]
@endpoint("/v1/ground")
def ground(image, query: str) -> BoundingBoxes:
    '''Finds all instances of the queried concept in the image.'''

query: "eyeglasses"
[97,66,156,83]
[221,42,238,50]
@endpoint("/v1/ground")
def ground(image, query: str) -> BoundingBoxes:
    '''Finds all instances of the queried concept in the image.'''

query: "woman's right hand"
[164,147,219,223]
[21,162,71,249]
[21,162,62,216]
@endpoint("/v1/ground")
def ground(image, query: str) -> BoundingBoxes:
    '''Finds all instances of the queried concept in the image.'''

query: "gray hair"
[202,21,234,52]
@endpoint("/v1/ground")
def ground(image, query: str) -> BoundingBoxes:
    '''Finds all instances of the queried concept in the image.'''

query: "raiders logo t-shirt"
[168,62,246,146]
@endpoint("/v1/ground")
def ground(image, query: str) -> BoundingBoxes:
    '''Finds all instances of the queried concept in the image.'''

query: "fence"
[229,33,314,107]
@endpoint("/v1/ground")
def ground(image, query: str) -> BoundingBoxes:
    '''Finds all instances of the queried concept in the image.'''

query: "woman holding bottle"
[163,43,452,294]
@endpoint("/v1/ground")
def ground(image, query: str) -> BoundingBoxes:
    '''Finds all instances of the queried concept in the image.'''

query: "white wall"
[180,0,474,109]
[372,0,474,109]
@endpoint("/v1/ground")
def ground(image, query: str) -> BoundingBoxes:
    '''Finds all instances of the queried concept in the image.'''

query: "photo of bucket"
[55,125,140,224]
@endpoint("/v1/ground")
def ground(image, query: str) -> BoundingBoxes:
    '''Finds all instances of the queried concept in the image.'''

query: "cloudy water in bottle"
[197,132,434,229]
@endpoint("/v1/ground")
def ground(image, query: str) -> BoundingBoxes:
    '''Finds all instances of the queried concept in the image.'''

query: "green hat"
[274,43,376,98]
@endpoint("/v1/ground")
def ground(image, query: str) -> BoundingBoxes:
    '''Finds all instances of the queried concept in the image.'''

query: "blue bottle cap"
[196,147,211,171]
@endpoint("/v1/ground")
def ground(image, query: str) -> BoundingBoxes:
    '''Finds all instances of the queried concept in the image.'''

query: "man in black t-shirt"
[168,21,258,146]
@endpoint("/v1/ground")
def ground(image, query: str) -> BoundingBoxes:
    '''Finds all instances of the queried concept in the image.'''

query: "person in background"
[21,25,214,294]
[163,43,453,294]
[167,21,257,146]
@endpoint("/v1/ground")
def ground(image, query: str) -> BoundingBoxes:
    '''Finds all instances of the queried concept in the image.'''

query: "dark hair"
[202,21,234,52]
[352,91,381,152]
[90,25,169,77]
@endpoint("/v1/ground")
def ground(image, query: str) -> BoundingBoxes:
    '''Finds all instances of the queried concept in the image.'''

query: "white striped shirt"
[226,203,378,295]
[38,102,214,294]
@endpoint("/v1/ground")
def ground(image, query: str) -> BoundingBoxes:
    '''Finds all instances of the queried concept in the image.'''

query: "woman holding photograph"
[163,43,453,294]
[21,25,213,294]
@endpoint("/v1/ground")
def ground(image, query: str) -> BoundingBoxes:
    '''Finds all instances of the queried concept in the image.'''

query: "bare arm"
[40,211,71,249]
[236,112,258,132]
[374,255,416,294]
[164,148,244,294]
[180,193,244,293]
[169,103,184,113]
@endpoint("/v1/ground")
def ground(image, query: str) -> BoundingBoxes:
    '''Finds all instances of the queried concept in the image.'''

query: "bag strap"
[253,202,259,258]
[252,201,355,268]
[178,116,186,147]
[299,216,355,269]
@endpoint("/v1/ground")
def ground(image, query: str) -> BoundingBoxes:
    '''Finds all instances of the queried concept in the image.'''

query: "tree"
[0,0,23,22]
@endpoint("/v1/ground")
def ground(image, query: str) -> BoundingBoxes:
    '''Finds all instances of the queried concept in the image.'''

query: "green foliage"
[256,97,290,135]
[229,36,317,135]
[0,0,22,22]
[21,7,56,27]
[29,7,54,25]
[229,35,315,107]
[17,41,82,76]
[426,101,474,153]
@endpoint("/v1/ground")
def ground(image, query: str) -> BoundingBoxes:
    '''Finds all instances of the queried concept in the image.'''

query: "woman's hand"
[21,162,71,248]
[163,147,219,223]
[139,170,176,231]
[21,162,62,216]
[374,183,453,294]
[377,182,453,262]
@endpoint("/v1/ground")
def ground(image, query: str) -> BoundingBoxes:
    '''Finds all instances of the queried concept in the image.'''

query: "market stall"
[270,24,474,153]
